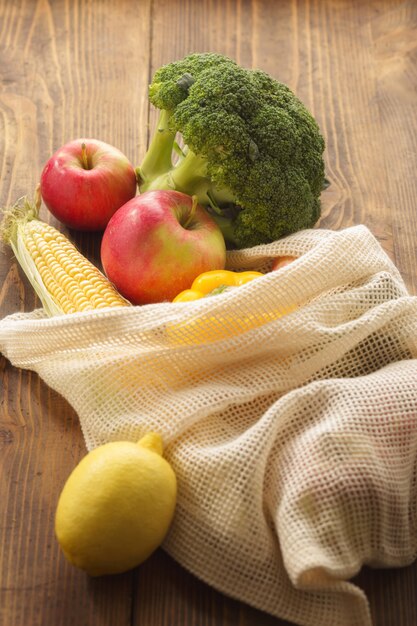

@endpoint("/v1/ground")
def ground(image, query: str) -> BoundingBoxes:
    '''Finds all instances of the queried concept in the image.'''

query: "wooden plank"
[0,363,133,626]
[368,0,417,293]
[0,1,151,625]
[140,0,417,624]
[134,550,290,626]
[354,563,417,626]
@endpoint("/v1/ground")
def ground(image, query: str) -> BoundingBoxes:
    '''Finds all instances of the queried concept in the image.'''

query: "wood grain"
[0,1,416,626]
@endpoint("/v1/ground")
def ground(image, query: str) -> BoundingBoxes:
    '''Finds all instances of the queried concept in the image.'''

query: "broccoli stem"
[169,149,210,195]
[136,109,176,185]
[139,141,212,200]
[136,109,239,246]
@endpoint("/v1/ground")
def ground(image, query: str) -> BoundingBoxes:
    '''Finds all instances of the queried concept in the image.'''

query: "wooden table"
[1,1,416,625]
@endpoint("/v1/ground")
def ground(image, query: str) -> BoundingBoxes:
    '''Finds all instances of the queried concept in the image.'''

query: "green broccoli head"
[138,53,326,248]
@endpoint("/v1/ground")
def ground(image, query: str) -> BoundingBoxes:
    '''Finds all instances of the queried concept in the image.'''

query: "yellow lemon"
[55,432,177,576]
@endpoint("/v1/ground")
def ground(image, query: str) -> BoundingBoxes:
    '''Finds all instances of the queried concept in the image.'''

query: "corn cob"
[1,196,131,316]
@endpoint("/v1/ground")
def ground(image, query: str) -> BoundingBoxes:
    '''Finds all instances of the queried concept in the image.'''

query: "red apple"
[40,138,137,231]
[271,256,297,271]
[100,190,227,304]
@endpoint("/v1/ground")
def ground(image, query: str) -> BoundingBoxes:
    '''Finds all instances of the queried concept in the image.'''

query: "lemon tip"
[137,431,163,456]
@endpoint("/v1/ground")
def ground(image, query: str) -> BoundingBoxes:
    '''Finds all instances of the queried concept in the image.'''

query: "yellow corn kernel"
[1,197,131,316]
[23,220,130,314]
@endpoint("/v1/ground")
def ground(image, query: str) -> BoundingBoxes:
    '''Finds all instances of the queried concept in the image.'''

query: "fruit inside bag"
[1,225,417,626]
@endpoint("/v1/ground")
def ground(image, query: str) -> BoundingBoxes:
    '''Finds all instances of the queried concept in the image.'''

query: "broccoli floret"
[137,52,326,248]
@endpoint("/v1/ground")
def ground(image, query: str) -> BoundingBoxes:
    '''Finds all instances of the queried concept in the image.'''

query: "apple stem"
[81,142,90,170]
[182,195,198,230]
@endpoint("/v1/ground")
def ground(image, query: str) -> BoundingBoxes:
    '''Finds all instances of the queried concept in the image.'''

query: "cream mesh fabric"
[1,225,417,626]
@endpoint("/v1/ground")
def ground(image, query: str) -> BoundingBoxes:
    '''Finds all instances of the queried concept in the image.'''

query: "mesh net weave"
[1,225,416,626]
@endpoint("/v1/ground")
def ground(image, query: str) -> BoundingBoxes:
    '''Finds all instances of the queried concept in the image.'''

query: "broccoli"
[136,52,326,248]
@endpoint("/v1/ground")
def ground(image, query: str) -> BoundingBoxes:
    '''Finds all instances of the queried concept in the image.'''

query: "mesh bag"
[1,224,416,626]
